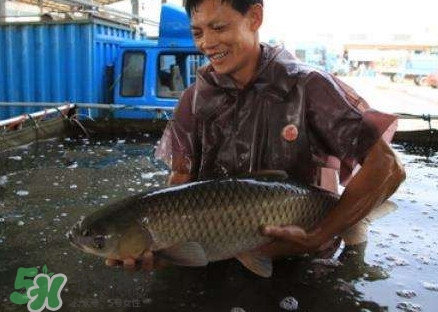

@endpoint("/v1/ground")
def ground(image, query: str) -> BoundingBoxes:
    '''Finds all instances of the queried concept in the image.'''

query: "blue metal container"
[0,17,138,120]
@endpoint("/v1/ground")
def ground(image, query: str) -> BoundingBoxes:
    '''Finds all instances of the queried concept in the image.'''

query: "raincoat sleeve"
[154,85,200,175]
[305,72,398,185]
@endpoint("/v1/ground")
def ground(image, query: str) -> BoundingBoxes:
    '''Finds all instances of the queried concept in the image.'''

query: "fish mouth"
[67,229,85,250]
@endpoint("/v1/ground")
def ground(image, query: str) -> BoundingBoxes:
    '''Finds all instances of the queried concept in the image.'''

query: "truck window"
[121,51,146,97]
[157,53,208,98]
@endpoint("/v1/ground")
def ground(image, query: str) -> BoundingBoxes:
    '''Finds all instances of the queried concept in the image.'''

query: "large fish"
[68,176,342,277]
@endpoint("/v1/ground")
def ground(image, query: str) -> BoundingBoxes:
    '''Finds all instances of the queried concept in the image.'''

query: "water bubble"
[311,258,342,267]
[67,162,78,169]
[16,190,29,196]
[396,302,422,312]
[17,221,25,226]
[8,156,22,161]
[415,255,430,265]
[386,255,409,266]
[70,184,78,189]
[422,281,438,291]
[141,173,154,179]
[396,290,417,299]
[279,296,298,311]
[0,176,7,186]
[230,308,246,312]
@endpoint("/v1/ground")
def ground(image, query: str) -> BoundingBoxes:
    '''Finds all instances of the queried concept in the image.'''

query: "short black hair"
[184,0,263,17]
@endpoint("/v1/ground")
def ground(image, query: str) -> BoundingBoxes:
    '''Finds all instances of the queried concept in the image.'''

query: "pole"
[0,0,7,23]
[131,0,139,16]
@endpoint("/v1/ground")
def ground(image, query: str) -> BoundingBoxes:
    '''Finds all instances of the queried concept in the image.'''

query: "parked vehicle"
[425,71,438,88]
[377,54,438,85]
[0,3,206,121]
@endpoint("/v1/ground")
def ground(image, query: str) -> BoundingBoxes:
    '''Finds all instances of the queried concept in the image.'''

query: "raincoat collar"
[194,43,290,120]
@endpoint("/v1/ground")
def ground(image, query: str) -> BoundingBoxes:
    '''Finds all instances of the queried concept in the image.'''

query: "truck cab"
[112,4,208,120]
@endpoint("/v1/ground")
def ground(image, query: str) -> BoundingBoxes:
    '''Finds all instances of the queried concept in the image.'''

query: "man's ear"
[248,3,263,31]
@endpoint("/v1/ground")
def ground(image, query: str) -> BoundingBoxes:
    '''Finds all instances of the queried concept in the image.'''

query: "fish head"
[68,204,152,261]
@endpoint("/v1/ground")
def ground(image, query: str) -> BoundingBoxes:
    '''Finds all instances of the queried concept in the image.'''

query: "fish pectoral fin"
[155,242,208,267]
[365,200,398,222]
[236,252,273,278]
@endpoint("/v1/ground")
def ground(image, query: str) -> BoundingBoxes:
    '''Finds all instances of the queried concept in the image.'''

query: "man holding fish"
[74,0,405,274]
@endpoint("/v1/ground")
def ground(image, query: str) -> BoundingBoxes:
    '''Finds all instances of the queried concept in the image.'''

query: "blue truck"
[0,3,207,122]
[378,54,438,85]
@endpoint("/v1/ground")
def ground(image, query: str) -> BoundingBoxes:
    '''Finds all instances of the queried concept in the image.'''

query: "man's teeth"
[211,52,228,60]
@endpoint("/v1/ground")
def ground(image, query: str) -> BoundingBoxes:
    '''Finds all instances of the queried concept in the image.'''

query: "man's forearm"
[309,139,406,246]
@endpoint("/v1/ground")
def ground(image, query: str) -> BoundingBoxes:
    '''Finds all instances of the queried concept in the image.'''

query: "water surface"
[0,136,437,312]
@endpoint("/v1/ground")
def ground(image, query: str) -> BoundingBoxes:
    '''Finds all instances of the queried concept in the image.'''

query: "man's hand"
[105,251,169,271]
[258,225,341,258]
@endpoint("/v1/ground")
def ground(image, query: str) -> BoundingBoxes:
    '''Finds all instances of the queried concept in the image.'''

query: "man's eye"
[212,25,225,32]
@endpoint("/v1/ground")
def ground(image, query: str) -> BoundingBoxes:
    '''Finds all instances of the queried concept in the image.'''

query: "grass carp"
[69,177,340,277]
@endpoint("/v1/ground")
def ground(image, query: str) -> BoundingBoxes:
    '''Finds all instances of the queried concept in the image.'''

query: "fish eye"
[81,228,90,237]
[93,235,106,249]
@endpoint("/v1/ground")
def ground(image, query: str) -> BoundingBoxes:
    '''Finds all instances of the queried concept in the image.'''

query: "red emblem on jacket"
[282,124,299,142]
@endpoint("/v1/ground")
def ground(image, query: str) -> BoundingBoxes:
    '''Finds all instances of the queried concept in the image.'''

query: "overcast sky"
[260,0,437,43]
[110,0,437,45]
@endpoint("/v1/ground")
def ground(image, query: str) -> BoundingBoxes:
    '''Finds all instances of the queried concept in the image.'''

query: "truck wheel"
[391,74,402,83]
[414,76,427,86]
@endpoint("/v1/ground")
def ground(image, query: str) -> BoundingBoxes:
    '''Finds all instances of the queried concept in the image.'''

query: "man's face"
[190,0,262,86]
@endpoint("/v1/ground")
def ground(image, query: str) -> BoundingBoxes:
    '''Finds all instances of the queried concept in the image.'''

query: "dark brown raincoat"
[155,44,397,189]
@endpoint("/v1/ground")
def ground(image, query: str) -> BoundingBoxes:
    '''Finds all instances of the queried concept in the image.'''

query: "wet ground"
[0,135,437,312]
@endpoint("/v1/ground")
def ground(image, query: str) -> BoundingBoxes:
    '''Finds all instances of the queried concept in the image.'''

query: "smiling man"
[189,0,262,89]
[107,0,405,270]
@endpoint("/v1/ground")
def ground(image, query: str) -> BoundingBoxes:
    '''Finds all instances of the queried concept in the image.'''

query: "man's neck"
[232,43,262,89]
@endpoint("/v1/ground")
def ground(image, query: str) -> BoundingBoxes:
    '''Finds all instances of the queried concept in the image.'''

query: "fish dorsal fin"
[155,242,208,267]
[238,170,288,181]
[236,252,273,278]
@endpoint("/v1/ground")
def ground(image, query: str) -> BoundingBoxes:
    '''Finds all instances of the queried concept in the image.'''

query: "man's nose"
[200,31,218,51]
